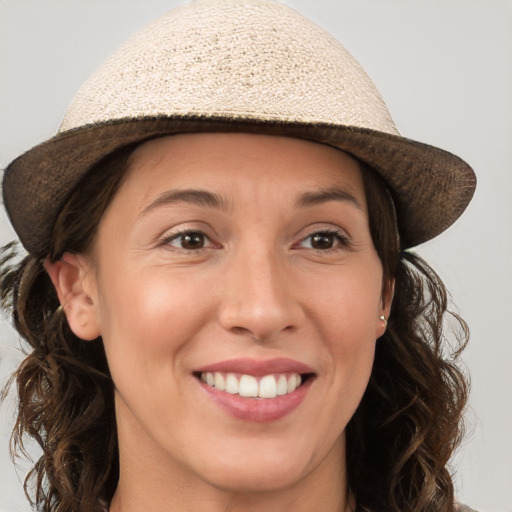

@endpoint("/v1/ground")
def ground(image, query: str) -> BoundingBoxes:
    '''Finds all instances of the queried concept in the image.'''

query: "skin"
[46,133,392,512]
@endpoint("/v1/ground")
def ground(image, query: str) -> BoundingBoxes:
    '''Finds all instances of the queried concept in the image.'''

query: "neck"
[110,478,353,512]
[110,483,352,512]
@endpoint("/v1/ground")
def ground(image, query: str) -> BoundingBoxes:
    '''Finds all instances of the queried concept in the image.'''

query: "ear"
[382,278,395,315]
[376,278,395,339]
[44,253,101,340]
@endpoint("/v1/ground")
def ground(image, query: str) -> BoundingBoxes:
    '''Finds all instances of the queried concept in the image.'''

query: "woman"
[1,1,477,511]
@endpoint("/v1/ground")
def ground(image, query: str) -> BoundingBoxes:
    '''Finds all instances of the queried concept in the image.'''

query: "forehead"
[121,133,366,206]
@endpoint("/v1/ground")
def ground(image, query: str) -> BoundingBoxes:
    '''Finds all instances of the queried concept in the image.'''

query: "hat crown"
[60,0,398,134]
[4,0,475,255]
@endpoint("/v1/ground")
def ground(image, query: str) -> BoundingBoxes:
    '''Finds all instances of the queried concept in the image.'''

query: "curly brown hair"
[0,140,469,512]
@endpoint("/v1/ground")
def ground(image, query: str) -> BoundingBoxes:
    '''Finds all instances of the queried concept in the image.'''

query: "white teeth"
[287,374,297,393]
[200,371,304,398]
[214,372,225,391]
[239,375,259,397]
[276,375,288,396]
[225,373,239,394]
[258,375,277,398]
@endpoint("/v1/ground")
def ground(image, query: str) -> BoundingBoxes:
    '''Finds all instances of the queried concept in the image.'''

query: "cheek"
[322,315,377,396]
[313,267,383,339]
[308,262,382,389]
[95,268,217,381]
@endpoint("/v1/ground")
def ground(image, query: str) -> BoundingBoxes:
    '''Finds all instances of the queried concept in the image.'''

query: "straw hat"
[2,0,476,255]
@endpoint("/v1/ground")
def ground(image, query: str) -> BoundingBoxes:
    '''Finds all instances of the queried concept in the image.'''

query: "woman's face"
[76,133,390,494]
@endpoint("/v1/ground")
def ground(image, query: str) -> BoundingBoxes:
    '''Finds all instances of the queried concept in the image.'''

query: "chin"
[206,462,307,494]
[188,436,333,494]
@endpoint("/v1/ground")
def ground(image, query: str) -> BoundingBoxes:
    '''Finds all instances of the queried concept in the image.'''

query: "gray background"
[0,1,511,511]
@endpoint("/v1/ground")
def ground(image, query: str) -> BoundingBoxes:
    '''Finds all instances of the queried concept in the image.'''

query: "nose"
[218,247,303,342]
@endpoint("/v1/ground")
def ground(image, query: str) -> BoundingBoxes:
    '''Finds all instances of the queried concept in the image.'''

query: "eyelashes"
[295,229,352,252]
[160,227,352,254]
[163,230,213,250]
[161,230,219,252]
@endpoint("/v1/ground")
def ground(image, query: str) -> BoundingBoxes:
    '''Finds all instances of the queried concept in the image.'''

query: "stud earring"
[379,314,387,325]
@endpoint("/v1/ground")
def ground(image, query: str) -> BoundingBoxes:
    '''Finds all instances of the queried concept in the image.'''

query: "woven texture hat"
[2,0,476,255]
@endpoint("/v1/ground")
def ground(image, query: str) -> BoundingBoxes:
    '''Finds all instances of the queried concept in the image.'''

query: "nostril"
[217,278,304,341]
[231,326,253,335]
[228,323,297,342]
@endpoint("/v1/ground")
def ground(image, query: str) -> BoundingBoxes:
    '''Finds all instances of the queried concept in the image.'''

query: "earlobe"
[376,278,395,339]
[44,253,101,341]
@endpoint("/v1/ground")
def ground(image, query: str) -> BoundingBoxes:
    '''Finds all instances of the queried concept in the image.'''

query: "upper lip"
[195,357,314,376]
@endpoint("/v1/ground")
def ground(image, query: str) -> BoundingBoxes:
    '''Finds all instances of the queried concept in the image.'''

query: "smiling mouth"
[194,371,313,399]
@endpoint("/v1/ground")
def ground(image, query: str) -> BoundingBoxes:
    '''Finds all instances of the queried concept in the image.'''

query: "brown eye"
[297,230,350,252]
[180,232,205,249]
[310,233,336,250]
[165,231,211,250]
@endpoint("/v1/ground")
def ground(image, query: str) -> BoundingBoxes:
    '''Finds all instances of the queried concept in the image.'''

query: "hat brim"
[2,116,476,255]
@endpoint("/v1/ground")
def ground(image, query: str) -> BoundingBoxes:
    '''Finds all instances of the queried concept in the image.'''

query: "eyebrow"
[138,185,362,220]
[139,189,229,219]
[296,187,363,210]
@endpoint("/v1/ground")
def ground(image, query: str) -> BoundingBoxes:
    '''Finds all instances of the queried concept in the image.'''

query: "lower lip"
[198,378,312,423]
